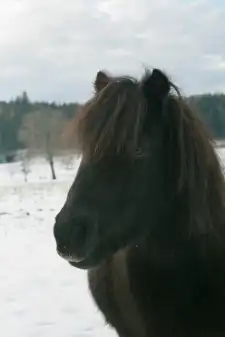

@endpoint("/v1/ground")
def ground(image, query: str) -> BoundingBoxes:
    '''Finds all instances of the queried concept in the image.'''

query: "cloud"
[0,0,224,102]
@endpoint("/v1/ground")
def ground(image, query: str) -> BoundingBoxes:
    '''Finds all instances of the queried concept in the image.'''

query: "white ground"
[0,155,116,337]
[1,149,225,337]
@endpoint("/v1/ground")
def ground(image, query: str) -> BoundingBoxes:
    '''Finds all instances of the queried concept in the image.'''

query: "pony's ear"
[142,68,170,103]
[94,70,110,92]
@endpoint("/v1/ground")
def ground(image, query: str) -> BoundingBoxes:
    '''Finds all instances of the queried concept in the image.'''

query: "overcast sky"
[0,0,224,102]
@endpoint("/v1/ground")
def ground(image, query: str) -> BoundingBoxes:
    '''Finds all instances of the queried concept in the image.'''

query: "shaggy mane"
[72,76,146,160]
[68,70,225,238]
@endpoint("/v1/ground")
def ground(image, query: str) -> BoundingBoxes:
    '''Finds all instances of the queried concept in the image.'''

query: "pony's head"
[54,68,225,269]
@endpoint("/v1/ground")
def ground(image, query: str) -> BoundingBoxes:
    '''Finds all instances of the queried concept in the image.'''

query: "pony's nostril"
[54,214,94,262]
[54,209,96,263]
[57,243,69,254]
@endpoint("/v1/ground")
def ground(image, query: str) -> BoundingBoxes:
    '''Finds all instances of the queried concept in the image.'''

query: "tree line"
[0,91,80,154]
[1,92,225,154]
[0,91,225,180]
[188,93,225,139]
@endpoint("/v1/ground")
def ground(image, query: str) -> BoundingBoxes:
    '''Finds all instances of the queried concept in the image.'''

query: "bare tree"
[18,107,65,180]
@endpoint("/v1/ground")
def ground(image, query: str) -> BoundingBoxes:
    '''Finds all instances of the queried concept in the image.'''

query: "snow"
[1,148,225,337]
[0,155,116,337]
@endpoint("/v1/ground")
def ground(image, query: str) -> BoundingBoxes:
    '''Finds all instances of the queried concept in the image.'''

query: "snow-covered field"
[1,148,225,337]
[0,155,116,337]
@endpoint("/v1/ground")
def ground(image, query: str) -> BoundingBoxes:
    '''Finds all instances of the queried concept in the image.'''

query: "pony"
[53,68,225,337]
